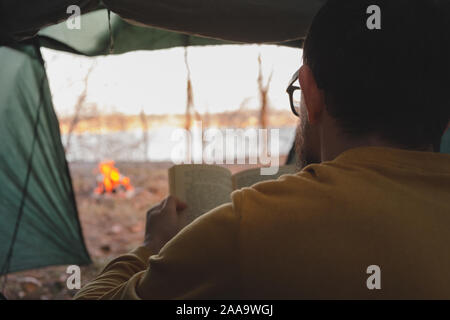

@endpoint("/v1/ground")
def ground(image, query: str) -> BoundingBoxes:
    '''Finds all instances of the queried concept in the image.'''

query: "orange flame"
[94,160,134,195]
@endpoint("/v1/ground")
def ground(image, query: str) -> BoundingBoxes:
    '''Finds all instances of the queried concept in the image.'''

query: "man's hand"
[143,196,188,253]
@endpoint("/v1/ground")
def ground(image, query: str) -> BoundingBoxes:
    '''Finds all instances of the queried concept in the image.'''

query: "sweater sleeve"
[74,202,241,300]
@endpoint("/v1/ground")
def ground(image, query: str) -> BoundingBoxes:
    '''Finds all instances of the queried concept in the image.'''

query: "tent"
[0,43,91,276]
[2,0,325,44]
[0,0,449,282]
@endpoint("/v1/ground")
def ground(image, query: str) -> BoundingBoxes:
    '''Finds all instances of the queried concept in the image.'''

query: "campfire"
[93,160,134,197]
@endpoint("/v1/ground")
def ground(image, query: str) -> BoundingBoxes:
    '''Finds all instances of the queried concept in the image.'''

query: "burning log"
[93,160,134,197]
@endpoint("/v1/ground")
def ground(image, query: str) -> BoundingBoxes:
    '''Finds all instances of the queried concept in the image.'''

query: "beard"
[294,101,320,169]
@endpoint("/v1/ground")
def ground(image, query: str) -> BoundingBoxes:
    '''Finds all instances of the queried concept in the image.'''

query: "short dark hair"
[303,0,450,150]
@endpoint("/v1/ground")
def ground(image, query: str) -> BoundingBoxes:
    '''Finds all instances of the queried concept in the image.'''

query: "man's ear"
[298,65,325,125]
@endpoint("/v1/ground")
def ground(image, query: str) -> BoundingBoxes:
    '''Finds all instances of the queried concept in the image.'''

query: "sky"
[41,44,303,117]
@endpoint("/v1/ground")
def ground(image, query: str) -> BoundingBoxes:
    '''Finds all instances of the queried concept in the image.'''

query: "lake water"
[63,126,296,163]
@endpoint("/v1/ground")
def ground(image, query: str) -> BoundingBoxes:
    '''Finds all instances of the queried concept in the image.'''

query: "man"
[75,0,450,299]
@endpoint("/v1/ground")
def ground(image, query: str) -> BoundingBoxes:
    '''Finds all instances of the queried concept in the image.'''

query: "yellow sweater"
[75,147,450,299]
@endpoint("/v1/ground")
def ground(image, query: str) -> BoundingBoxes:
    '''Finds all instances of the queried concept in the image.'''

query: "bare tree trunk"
[139,108,149,162]
[184,47,194,161]
[65,61,96,153]
[203,106,210,129]
[257,52,273,130]
[257,52,273,159]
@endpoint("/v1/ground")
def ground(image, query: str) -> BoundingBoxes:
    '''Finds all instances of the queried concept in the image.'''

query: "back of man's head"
[303,0,450,151]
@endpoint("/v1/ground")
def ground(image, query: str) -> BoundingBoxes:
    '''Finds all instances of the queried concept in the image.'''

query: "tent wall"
[1,0,100,42]
[442,129,450,154]
[0,44,91,275]
[2,0,325,45]
[38,10,233,56]
[101,0,326,43]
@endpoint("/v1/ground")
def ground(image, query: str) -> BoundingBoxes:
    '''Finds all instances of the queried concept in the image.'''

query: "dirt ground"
[2,158,286,300]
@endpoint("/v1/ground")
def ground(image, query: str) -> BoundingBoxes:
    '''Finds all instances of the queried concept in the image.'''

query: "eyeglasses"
[286,69,301,117]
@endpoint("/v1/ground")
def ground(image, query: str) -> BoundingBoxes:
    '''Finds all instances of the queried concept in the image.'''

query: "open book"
[169,164,297,222]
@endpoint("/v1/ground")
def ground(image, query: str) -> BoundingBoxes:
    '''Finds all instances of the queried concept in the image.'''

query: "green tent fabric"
[442,129,450,154]
[37,9,304,57]
[38,10,233,56]
[0,44,91,275]
[101,0,326,43]
[2,0,325,43]
[1,0,101,42]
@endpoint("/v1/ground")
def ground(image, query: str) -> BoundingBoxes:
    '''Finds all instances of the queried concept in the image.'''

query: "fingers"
[147,198,164,214]
[148,196,187,217]
[164,196,176,214]
[175,198,188,211]
[165,195,188,213]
